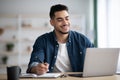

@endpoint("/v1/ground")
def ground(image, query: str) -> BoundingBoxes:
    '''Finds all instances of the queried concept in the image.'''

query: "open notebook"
[20,73,62,78]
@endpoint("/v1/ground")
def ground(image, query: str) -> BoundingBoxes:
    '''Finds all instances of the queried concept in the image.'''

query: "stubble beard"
[59,30,69,34]
[59,25,70,34]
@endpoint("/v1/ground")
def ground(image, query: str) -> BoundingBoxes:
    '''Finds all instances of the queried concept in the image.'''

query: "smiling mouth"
[61,25,69,29]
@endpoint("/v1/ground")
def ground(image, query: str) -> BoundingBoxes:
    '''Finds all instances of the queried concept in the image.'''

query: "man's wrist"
[28,62,39,73]
[30,62,39,68]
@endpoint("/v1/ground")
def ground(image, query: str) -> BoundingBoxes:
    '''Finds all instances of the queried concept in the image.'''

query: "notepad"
[20,73,62,78]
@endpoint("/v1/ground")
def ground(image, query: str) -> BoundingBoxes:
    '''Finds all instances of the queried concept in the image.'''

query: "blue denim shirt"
[27,30,94,73]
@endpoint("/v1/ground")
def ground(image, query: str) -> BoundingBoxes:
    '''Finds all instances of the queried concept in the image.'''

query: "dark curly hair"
[49,4,68,19]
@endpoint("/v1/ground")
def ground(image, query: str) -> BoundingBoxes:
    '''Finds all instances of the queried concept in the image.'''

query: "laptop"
[83,48,120,77]
[68,48,120,77]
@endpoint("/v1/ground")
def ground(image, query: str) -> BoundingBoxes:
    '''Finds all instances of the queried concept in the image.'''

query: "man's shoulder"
[39,31,53,37]
[36,31,53,40]
[70,31,94,47]
[70,30,86,38]
[70,30,90,41]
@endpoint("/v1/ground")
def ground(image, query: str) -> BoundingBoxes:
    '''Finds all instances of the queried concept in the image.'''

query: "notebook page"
[20,73,62,78]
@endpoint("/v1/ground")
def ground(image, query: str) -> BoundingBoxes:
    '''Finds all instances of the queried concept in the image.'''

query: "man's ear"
[50,19,54,26]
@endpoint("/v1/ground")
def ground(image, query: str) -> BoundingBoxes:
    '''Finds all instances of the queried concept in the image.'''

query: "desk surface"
[0,74,120,80]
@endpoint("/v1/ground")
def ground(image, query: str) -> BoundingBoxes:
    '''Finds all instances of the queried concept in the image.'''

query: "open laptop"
[82,48,120,77]
[68,48,119,77]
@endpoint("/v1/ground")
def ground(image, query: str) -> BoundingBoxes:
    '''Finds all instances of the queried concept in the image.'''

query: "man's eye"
[66,18,69,20]
[57,19,62,22]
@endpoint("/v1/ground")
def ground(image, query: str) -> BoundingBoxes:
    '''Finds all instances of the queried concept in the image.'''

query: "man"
[27,4,94,75]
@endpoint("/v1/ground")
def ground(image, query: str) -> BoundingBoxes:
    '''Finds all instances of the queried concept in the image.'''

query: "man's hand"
[31,63,49,75]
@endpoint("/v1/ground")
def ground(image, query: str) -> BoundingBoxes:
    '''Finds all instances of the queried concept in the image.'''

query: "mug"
[7,66,21,80]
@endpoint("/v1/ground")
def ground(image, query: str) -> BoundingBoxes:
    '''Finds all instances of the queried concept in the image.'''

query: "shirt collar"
[52,30,72,43]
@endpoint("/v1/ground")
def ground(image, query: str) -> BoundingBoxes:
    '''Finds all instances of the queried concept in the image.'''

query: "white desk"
[0,74,120,80]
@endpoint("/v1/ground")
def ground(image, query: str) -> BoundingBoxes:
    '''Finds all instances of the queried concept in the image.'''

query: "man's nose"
[63,20,68,25]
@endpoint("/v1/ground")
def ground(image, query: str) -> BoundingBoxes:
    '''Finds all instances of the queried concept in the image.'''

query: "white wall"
[0,0,93,36]
[0,0,89,14]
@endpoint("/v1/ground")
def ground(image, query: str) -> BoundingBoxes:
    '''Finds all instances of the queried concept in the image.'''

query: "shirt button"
[80,52,82,54]
[54,56,56,58]
[56,45,58,47]
[51,67,54,69]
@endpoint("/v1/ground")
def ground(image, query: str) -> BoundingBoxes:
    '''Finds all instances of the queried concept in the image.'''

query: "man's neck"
[55,31,69,43]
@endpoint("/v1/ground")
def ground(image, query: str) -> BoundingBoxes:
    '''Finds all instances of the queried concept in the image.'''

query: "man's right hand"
[30,63,49,75]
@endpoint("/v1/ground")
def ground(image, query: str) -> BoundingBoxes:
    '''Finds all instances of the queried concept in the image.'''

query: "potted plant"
[6,43,14,51]
[2,56,8,64]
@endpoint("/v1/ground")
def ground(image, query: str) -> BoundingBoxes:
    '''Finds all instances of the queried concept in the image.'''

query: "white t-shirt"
[53,43,72,72]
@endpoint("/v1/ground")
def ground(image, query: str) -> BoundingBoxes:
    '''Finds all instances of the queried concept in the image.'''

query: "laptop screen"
[83,48,120,77]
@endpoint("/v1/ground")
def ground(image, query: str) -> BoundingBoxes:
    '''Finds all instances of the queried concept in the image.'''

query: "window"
[97,0,120,72]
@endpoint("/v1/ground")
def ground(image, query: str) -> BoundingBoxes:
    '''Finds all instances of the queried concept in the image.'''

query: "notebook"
[83,48,120,77]
[20,73,62,78]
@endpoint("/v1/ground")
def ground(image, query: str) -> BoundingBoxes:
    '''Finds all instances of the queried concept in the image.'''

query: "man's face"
[50,10,70,34]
